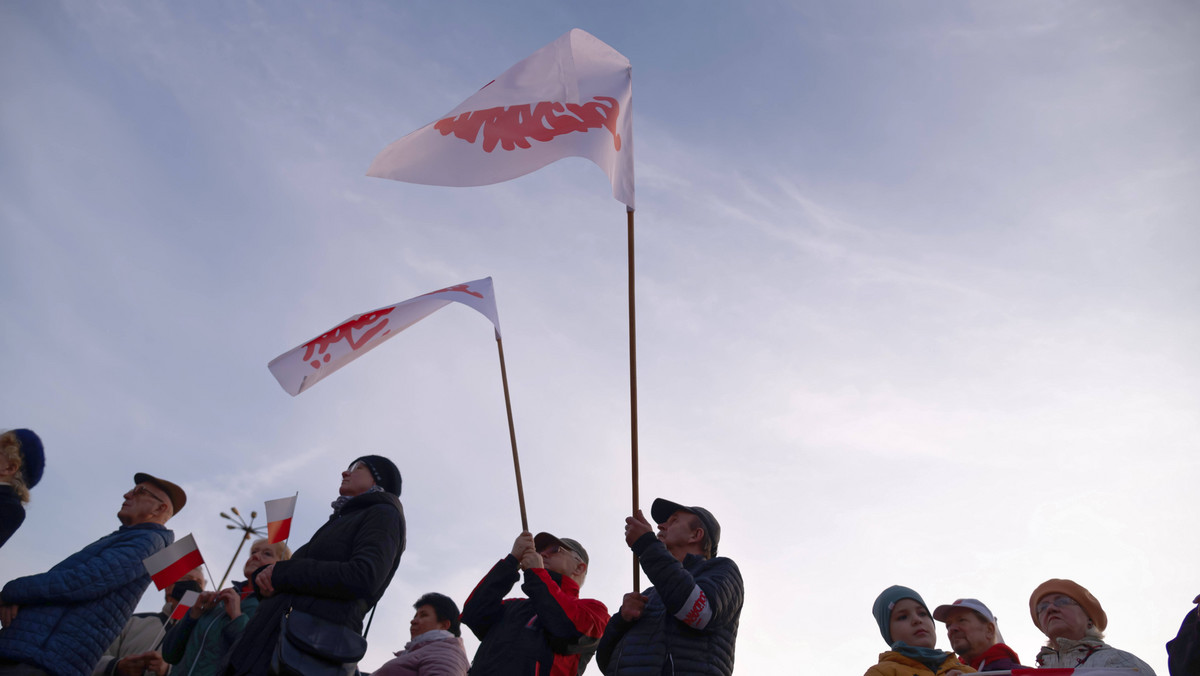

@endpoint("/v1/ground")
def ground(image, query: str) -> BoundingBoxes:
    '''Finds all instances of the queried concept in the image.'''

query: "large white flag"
[268,278,501,396]
[367,28,634,209]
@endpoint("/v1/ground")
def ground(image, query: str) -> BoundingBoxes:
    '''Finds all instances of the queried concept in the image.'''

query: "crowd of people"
[1,426,1196,675]
[0,429,746,675]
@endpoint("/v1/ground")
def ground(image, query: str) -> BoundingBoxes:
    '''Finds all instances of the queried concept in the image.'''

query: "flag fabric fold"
[170,589,201,621]
[143,534,204,591]
[264,495,298,544]
[367,28,634,209]
[268,277,502,396]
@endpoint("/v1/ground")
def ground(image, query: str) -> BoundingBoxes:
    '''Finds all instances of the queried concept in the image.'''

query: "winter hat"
[351,455,402,496]
[1029,578,1106,632]
[873,585,929,645]
[12,429,45,488]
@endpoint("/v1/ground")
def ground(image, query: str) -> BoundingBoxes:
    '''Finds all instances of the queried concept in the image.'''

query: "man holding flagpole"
[0,472,183,676]
[596,498,743,676]
[461,531,608,676]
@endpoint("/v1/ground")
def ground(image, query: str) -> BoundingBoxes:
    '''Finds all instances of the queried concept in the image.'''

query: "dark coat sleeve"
[160,612,197,663]
[632,532,743,631]
[1168,605,1200,676]
[596,612,634,672]
[271,503,403,601]
[460,555,521,640]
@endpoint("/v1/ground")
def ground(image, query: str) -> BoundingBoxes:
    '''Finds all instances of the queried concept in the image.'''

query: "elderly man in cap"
[461,531,609,676]
[933,598,1024,671]
[0,472,183,676]
[597,498,744,676]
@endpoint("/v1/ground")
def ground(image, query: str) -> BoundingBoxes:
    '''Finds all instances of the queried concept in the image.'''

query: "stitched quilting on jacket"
[596,534,743,676]
[0,523,173,676]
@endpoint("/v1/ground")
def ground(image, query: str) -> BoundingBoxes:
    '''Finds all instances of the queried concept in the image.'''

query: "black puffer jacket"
[223,490,406,675]
[596,533,742,676]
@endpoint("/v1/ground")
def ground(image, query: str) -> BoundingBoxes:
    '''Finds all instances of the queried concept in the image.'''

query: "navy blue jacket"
[597,533,743,676]
[0,522,174,676]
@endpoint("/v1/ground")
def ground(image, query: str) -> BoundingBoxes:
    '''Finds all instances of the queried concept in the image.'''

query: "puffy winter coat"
[222,490,405,675]
[1035,636,1157,673]
[372,630,470,676]
[864,651,974,676]
[461,555,608,676]
[596,534,743,676]
[0,522,173,676]
[162,582,260,676]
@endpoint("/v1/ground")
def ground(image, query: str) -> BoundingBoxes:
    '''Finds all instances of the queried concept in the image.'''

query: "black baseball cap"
[651,498,721,557]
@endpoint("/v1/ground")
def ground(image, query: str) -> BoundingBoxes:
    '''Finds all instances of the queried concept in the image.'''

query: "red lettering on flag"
[421,283,484,299]
[301,307,396,370]
[683,591,708,627]
[433,97,622,152]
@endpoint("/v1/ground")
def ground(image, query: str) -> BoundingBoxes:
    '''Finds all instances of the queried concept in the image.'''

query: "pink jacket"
[372,631,470,676]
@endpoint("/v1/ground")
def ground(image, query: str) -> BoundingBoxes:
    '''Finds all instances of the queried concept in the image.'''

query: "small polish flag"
[143,534,204,591]
[265,495,298,544]
[170,589,201,621]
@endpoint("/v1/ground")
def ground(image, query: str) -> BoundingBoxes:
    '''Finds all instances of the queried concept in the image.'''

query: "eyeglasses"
[131,485,166,504]
[539,544,578,558]
[1036,596,1078,614]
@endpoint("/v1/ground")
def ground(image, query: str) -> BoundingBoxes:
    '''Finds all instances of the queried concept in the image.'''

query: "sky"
[2,1,1198,673]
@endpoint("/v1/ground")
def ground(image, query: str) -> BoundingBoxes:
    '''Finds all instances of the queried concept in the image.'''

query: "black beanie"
[352,455,402,496]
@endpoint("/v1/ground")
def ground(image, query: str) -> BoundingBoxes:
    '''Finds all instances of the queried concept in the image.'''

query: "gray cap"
[651,498,721,557]
[534,532,589,564]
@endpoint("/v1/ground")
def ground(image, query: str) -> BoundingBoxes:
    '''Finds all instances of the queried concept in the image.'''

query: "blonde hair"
[251,537,293,561]
[0,431,30,504]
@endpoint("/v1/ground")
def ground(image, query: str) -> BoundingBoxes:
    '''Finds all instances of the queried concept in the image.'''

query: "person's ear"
[437,618,451,632]
[689,527,705,546]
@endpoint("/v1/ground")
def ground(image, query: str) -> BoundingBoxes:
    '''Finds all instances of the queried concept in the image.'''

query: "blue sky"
[3,1,1198,673]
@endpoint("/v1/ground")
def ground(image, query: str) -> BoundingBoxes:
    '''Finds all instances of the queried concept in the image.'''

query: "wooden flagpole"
[496,336,529,531]
[627,207,640,591]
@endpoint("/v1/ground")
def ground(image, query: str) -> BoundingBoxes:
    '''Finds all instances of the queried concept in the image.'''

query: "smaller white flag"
[265,495,298,544]
[170,589,201,621]
[268,277,502,396]
[143,534,204,591]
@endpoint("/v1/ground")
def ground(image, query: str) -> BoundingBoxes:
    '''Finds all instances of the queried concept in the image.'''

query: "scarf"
[891,641,952,672]
[330,485,386,515]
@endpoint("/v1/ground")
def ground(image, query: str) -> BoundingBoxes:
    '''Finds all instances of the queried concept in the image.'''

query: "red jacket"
[462,555,608,676]
[965,642,1024,671]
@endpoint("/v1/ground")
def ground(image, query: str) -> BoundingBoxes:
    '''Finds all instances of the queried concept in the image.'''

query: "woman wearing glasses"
[1029,578,1157,673]
[222,455,406,676]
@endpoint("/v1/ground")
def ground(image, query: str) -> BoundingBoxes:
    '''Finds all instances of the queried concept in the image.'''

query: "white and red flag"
[143,534,204,591]
[983,670,1139,675]
[170,589,201,621]
[367,28,634,209]
[264,495,298,544]
[268,277,502,396]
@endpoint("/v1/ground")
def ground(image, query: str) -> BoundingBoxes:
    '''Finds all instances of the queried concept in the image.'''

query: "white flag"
[367,28,634,209]
[268,277,502,396]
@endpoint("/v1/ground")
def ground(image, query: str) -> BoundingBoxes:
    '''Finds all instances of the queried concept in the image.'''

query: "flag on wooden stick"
[143,534,204,591]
